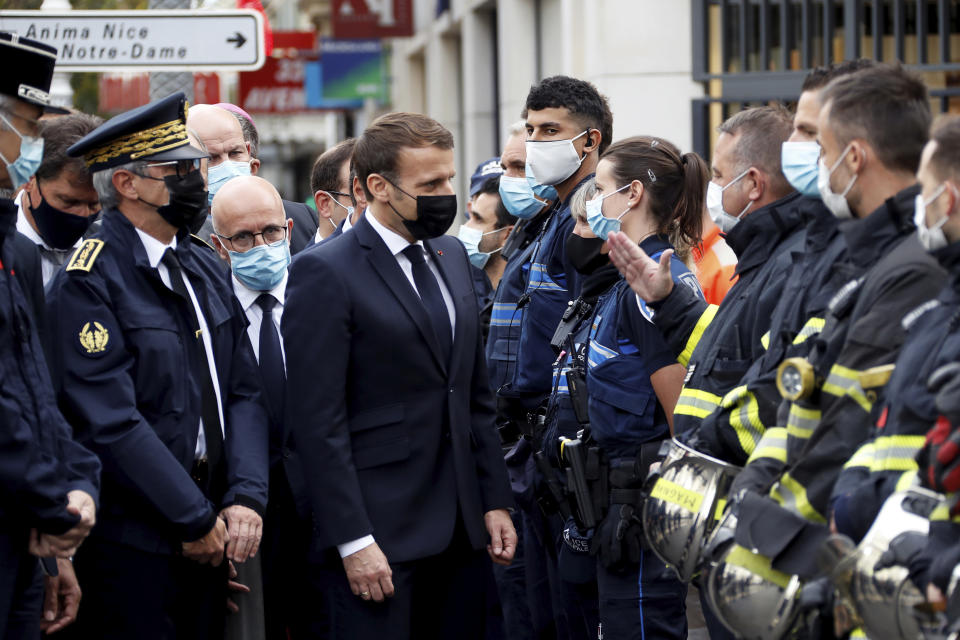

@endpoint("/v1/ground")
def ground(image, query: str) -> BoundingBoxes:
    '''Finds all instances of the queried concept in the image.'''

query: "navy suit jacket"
[283,200,317,256]
[282,214,513,562]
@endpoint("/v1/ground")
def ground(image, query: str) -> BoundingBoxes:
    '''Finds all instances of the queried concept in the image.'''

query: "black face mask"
[27,184,98,250]
[384,178,458,240]
[139,169,209,231]
[566,232,609,275]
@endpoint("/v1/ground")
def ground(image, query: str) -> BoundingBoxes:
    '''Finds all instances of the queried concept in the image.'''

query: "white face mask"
[817,143,857,219]
[914,184,950,252]
[325,191,355,229]
[525,130,588,186]
[706,168,752,233]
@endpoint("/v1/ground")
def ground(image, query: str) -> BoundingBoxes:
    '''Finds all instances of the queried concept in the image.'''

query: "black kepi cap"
[0,31,69,114]
[67,92,208,173]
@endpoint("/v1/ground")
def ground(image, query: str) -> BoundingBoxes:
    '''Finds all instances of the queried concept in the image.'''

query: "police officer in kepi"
[0,31,102,639]
[45,92,269,640]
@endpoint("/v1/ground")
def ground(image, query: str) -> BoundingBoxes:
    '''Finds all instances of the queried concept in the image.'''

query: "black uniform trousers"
[64,537,227,640]
[0,530,43,639]
[311,516,490,640]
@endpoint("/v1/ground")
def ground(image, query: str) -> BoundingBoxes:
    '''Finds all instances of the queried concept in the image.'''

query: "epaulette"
[190,233,216,252]
[65,239,105,273]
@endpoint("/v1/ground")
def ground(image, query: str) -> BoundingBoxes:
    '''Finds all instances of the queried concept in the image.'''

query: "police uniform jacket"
[0,197,101,538]
[654,191,807,439]
[830,239,960,541]
[731,185,947,578]
[44,207,269,554]
[696,200,850,465]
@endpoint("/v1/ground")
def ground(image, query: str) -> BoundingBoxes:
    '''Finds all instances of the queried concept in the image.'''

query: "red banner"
[238,57,307,114]
[332,0,413,39]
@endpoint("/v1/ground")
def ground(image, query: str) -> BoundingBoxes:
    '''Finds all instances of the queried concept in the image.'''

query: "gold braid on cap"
[84,118,189,167]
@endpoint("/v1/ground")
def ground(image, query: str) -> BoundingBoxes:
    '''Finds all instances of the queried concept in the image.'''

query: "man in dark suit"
[211,175,313,639]
[46,92,269,639]
[188,104,318,254]
[283,112,516,639]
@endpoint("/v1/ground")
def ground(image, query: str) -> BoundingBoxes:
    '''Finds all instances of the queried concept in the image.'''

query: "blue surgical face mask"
[457,224,506,269]
[585,183,631,239]
[527,163,559,202]
[229,239,291,291]
[499,175,546,220]
[207,160,252,205]
[0,112,44,190]
[781,141,821,198]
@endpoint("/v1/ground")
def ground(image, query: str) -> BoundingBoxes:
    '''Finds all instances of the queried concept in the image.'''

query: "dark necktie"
[255,293,285,422]
[401,245,451,364]
[38,246,70,267]
[160,249,223,466]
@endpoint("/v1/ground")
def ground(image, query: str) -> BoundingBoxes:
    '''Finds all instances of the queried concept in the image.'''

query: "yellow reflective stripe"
[786,403,821,440]
[894,470,918,492]
[869,435,926,473]
[843,441,875,470]
[729,387,766,457]
[822,363,873,413]
[747,427,788,464]
[649,477,704,513]
[792,316,826,345]
[771,472,827,523]
[678,304,718,367]
[675,387,722,419]
[714,498,728,521]
[931,503,951,521]
[724,544,791,588]
[760,331,770,350]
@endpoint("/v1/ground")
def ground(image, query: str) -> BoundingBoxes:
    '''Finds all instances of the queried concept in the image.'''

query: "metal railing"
[690,0,960,158]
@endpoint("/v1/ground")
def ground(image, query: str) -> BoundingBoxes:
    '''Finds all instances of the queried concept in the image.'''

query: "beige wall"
[389,0,704,202]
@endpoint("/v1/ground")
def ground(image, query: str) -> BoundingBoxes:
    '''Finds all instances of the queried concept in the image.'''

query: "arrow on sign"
[227,32,247,48]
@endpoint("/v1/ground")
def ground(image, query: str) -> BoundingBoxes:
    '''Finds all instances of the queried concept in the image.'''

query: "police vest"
[587,250,702,460]
[509,208,577,400]
[485,237,539,393]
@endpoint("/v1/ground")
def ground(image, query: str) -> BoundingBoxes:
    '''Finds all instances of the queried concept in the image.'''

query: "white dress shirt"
[14,192,83,285]
[336,209,456,559]
[364,208,455,335]
[231,271,287,366]
[135,228,225,459]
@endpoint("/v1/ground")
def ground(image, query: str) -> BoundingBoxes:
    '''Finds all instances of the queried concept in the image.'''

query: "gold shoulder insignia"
[190,234,216,252]
[78,321,110,355]
[66,239,105,273]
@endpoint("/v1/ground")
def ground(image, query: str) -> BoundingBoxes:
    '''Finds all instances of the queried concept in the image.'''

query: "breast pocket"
[117,310,187,417]
[349,403,411,470]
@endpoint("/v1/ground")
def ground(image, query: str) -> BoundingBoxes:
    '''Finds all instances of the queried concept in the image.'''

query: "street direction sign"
[0,10,266,72]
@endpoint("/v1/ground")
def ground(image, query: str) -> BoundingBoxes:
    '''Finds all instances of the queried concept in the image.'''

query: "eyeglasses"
[216,225,287,252]
[140,158,202,179]
[327,190,352,199]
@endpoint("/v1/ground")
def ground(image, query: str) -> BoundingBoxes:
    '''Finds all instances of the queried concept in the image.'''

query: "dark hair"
[354,112,454,199]
[927,115,960,182]
[36,113,103,183]
[717,105,794,195]
[476,176,517,228]
[523,76,609,151]
[601,136,707,261]
[233,112,260,158]
[801,58,878,93]
[310,138,356,195]
[821,63,931,174]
